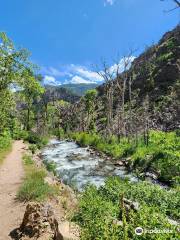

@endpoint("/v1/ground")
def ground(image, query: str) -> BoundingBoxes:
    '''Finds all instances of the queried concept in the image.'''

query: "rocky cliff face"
[131,25,180,101]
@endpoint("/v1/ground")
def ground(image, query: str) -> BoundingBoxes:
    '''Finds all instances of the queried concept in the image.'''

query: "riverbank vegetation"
[18,154,58,202]
[71,130,180,186]
[74,177,179,240]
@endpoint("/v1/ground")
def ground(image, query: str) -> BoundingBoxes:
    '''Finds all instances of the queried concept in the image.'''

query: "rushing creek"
[41,139,138,191]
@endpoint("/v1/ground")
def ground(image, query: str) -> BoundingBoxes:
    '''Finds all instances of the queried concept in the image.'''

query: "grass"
[17,154,58,202]
[73,177,180,240]
[43,159,57,176]
[0,131,12,165]
[0,144,12,165]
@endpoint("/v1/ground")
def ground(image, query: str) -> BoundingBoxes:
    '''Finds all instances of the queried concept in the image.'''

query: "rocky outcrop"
[11,203,64,240]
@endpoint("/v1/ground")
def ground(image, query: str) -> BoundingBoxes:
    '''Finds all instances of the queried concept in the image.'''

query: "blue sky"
[1,0,179,84]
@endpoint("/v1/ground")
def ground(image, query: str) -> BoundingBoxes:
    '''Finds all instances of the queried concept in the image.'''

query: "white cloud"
[70,76,95,84]
[42,56,136,85]
[43,75,61,85]
[70,65,103,83]
[109,56,136,74]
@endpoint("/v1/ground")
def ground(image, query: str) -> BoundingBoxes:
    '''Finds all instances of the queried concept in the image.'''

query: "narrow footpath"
[0,141,26,240]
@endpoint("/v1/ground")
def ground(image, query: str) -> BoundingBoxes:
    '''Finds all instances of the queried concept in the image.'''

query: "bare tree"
[142,94,150,146]
[95,60,115,136]
[115,51,135,138]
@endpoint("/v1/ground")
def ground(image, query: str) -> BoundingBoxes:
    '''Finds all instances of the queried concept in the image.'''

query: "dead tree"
[95,60,115,136]
[143,94,150,146]
[115,52,135,139]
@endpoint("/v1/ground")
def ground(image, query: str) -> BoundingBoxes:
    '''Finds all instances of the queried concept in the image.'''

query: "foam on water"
[42,140,137,190]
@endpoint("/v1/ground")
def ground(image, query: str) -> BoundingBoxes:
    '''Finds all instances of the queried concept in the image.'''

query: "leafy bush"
[25,131,41,144]
[28,144,38,154]
[10,119,29,141]
[131,131,180,184]
[52,127,65,139]
[74,177,179,240]
[24,131,48,149]
[99,177,180,220]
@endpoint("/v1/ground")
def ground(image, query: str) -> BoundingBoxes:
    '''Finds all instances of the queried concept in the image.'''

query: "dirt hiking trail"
[0,140,26,240]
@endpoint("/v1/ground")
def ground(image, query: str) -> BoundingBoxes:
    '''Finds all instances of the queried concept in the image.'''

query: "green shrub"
[25,131,41,144]
[131,131,180,184]
[0,131,11,149]
[100,177,180,220]
[12,128,28,140]
[28,144,38,154]
[74,177,179,240]
[52,127,65,139]
[24,131,48,149]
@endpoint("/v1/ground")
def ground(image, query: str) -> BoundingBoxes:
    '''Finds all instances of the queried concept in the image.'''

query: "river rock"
[145,171,158,180]
[123,198,139,212]
[67,153,82,161]
[112,219,123,226]
[167,218,179,226]
[114,160,124,167]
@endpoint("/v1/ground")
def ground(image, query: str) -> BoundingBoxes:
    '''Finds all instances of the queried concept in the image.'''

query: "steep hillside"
[130,25,179,100]
[44,85,80,103]
[62,83,98,96]
[70,25,180,134]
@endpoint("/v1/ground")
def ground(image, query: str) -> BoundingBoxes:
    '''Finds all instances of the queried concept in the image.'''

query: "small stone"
[114,161,124,167]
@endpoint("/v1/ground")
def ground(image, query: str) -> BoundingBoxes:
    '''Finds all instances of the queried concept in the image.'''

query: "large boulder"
[11,202,64,240]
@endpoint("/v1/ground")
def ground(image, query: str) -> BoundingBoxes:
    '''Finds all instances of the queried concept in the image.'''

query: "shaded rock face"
[11,203,64,240]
